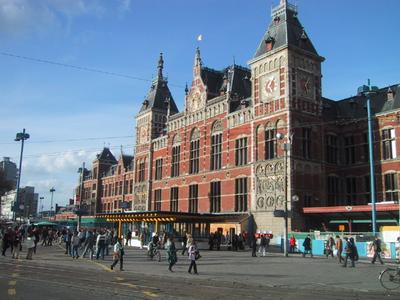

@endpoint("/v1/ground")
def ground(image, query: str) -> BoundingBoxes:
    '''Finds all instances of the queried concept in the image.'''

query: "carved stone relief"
[133,183,147,211]
[255,159,285,212]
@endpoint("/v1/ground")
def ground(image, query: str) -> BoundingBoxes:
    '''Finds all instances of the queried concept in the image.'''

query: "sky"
[0,0,399,211]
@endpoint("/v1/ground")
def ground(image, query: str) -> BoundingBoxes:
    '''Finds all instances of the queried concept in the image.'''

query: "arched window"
[210,121,223,170]
[189,128,200,174]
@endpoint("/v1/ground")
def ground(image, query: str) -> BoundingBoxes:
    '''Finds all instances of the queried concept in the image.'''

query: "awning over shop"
[97,211,249,224]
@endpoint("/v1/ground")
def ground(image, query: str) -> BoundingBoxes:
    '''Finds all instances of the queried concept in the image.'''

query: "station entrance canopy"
[97,211,250,237]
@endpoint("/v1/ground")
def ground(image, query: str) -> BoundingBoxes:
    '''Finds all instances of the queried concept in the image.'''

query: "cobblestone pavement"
[0,244,399,300]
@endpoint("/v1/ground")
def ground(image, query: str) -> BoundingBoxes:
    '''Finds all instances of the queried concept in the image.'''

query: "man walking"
[96,230,106,260]
[335,235,343,263]
[259,234,267,257]
[82,230,95,259]
[371,235,384,264]
[181,232,188,255]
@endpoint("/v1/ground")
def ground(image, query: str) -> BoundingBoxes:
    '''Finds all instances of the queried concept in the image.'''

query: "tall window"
[210,181,221,213]
[189,184,198,213]
[345,177,357,205]
[235,177,248,212]
[170,187,179,212]
[326,135,338,164]
[235,137,248,166]
[384,173,398,202]
[118,181,123,195]
[139,162,145,182]
[129,180,133,194]
[154,189,162,211]
[189,129,200,174]
[210,121,222,171]
[155,158,163,180]
[363,175,370,204]
[302,127,312,159]
[344,136,355,165]
[265,128,276,160]
[362,132,369,162]
[382,128,397,160]
[327,176,340,206]
[171,145,180,177]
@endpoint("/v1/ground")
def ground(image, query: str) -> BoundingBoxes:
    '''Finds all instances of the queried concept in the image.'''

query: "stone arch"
[211,120,223,134]
[172,133,181,145]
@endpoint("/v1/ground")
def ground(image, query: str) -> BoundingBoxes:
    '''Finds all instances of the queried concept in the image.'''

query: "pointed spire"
[157,52,164,79]
[194,47,202,67]
[280,0,288,7]
[185,83,189,95]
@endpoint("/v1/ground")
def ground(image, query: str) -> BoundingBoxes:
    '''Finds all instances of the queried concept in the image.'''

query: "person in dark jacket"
[302,235,313,257]
[343,237,358,267]
[251,235,257,257]
[371,235,384,264]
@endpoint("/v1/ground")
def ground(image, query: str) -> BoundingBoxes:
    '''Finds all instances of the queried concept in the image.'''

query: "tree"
[0,169,13,196]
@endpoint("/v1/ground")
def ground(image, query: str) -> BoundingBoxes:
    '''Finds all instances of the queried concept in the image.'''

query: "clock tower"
[249,0,325,232]
[134,53,178,211]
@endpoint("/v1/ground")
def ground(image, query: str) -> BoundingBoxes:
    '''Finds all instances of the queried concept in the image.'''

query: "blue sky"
[0,0,399,210]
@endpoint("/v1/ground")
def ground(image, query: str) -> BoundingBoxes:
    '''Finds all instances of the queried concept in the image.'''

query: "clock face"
[260,71,279,102]
[298,72,314,99]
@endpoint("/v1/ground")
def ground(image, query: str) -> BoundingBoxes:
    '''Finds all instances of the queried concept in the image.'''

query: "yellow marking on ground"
[142,291,158,297]
[119,282,138,288]
[116,277,124,281]
[11,273,19,278]
[8,288,16,296]
[8,280,17,286]
[92,261,112,272]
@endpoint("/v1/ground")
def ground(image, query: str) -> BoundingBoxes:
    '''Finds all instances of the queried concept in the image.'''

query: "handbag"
[195,250,201,260]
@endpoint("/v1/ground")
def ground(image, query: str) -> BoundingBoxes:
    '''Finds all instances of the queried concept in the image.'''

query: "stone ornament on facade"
[255,160,286,211]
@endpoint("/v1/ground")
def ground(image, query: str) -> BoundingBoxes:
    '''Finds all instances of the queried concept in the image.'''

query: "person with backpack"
[96,230,106,260]
[166,236,177,272]
[343,237,358,267]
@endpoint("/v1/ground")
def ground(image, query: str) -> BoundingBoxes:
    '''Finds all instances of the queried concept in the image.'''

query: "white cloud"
[0,0,132,35]
[23,149,96,174]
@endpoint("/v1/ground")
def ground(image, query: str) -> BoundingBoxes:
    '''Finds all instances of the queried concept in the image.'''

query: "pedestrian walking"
[166,236,177,272]
[370,235,384,265]
[325,236,335,258]
[110,238,124,271]
[302,235,313,257]
[181,232,188,255]
[251,234,257,257]
[82,230,95,259]
[335,235,343,263]
[12,230,21,259]
[289,236,296,253]
[125,230,132,246]
[343,237,358,267]
[72,231,80,259]
[2,227,13,256]
[96,230,106,260]
[65,229,72,256]
[188,240,198,274]
[25,232,35,260]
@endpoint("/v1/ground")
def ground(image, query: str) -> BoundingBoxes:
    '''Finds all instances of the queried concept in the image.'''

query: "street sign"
[338,225,345,232]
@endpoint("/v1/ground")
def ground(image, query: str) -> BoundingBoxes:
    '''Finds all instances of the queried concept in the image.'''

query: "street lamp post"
[276,132,292,257]
[50,187,55,218]
[365,79,378,235]
[77,162,85,231]
[14,128,30,221]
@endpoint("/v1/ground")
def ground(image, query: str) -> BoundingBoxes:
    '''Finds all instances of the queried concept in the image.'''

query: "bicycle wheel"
[379,268,400,290]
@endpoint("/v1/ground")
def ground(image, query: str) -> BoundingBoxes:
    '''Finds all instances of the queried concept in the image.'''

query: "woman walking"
[71,231,80,259]
[110,238,124,271]
[166,236,177,272]
[188,240,198,275]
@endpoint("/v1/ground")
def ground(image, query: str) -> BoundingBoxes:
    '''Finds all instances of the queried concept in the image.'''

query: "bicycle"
[379,266,400,290]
